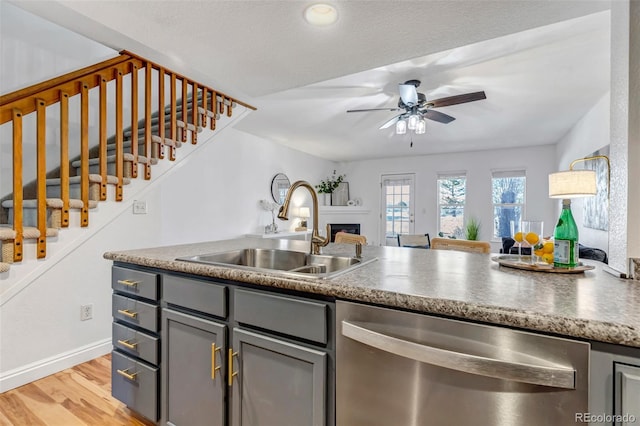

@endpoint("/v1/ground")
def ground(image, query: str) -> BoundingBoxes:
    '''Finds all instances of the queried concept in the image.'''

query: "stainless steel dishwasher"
[336,301,589,426]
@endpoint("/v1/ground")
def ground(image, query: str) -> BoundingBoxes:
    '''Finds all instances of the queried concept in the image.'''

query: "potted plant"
[315,171,345,205]
[465,217,481,240]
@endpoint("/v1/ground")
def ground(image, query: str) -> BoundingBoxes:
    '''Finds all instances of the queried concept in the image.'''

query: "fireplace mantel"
[319,206,371,214]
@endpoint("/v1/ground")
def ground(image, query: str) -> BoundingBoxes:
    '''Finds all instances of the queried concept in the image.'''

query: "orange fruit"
[525,232,539,245]
[542,241,554,254]
[514,232,524,243]
[542,253,554,264]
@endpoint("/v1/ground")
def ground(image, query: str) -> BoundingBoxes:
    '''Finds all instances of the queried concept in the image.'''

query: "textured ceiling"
[13,0,611,161]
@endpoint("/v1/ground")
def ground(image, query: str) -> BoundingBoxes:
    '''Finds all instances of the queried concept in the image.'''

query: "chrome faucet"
[278,180,331,255]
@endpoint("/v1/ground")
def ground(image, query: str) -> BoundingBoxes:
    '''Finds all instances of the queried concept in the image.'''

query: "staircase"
[0,50,255,275]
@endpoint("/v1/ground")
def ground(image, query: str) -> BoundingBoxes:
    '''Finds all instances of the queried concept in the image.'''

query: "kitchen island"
[105,237,640,348]
[104,237,640,425]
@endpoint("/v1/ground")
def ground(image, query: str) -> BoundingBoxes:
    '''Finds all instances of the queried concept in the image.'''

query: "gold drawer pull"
[117,309,138,319]
[211,343,221,380]
[117,279,140,287]
[117,339,138,350]
[116,368,138,381]
[228,348,238,387]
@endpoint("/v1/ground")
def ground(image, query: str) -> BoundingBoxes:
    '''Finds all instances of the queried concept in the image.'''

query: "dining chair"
[397,233,431,249]
[431,237,491,254]
[334,232,367,245]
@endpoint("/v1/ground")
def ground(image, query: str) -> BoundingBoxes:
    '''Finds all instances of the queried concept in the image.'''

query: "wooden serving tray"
[491,255,595,274]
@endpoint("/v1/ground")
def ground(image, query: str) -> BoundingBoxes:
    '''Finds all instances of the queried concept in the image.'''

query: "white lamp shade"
[415,118,426,134]
[299,207,310,218]
[395,119,407,134]
[407,114,419,130]
[548,170,597,198]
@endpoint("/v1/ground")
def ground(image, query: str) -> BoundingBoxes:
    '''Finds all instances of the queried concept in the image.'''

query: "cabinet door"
[615,363,640,426]
[230,328,327,426]
[162,309,226,426]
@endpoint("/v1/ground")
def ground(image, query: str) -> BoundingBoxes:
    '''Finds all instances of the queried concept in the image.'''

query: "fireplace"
[329,223,361,242]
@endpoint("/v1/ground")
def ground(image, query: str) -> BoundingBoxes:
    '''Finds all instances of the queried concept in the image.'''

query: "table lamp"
[296,207,310,231]
[548,155,607,267]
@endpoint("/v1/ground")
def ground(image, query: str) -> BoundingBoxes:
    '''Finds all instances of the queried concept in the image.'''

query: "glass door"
[380,174,415,246]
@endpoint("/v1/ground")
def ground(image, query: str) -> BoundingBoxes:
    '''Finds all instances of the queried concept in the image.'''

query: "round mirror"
[271,173,291,205]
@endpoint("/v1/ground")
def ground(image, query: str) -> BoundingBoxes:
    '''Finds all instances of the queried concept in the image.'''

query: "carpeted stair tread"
[1,198,98,209]
[123,120,202,139]
[0,224,58,239]
[46,174,131,185]
[71,153,151,167]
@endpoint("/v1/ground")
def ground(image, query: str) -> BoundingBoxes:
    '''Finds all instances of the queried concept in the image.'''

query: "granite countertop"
[104,237,640,348]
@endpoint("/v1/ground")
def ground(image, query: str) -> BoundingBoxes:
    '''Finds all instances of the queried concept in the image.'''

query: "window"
[492,171,526,239]
[437,173,466,238]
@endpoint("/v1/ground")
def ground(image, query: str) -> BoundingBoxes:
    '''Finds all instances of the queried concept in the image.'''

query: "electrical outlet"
[80,304,93,321]
[133,200,147,214]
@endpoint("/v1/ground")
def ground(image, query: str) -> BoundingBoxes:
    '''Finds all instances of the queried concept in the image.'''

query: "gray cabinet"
[231,328,327,426]
[157,271,334,426]
[110,265,161,423]
[162,309,227,426]
[590,342,640,426]
[614,363,640,426]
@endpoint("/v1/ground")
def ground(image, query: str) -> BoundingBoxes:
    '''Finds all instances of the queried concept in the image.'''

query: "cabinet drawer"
[112,294,159,332]
[112,322,159,365]
[234,289,327,344]
[112,351,158,422]
[163,274,227,318]
[112,266,159,301]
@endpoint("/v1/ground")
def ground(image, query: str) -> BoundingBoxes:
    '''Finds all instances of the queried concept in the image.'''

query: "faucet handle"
[355,243,362,259]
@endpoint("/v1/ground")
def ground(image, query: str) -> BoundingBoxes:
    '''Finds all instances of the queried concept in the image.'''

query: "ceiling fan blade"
[347,107,401,113]
[399,84,418,106]
[379,114,403,130]
[422,109,456,124]
[429,91,486,108]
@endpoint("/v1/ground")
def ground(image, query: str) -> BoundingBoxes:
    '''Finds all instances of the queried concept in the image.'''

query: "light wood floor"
[0,354,155,426]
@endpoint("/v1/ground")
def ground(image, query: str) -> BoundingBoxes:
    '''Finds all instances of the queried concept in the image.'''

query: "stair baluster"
[130,63,139,178]
[12,109,24,262]
[60,91,70,227]
[36,99,47,258]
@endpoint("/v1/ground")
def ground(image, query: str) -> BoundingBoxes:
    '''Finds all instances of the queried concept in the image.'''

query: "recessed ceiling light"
[304,3,338,26]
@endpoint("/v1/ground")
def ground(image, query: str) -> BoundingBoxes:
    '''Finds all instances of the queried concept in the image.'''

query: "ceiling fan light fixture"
[407,114,419,130]
[415,118,426,134]
[396,119,407,135]
[304,3,338,26]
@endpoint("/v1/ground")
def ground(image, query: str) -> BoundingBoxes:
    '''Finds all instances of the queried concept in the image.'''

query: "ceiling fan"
[346,80,486,134]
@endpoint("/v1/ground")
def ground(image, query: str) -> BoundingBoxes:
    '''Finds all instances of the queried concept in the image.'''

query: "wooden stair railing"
[0,50,255,267]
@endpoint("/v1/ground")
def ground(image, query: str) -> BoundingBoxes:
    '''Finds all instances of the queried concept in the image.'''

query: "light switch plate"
[133,201,147,214]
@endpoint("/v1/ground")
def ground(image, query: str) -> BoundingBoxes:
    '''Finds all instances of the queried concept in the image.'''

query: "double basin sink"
[178,248,376,279]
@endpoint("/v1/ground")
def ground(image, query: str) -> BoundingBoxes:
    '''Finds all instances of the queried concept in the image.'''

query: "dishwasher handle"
[342,320,576,389]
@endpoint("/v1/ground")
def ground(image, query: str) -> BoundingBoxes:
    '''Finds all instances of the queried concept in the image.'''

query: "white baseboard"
[0,338,112,393]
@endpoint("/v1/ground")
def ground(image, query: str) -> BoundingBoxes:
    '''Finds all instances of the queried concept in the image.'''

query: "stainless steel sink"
[177,248,376,279]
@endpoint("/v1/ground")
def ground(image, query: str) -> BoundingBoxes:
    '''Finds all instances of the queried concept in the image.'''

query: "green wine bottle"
[553,199,579,268]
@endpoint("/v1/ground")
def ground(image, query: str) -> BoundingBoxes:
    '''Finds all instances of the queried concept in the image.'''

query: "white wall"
[334,144,557,251]
[555,94,610,253]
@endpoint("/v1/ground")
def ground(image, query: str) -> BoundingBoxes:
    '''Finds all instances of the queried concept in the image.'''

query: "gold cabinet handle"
[228,348,238,387]
[116,368,138,381]
[117,279,139,287]
[211,343,221,380]
[117,309,138,319]
[117,339,138,350]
